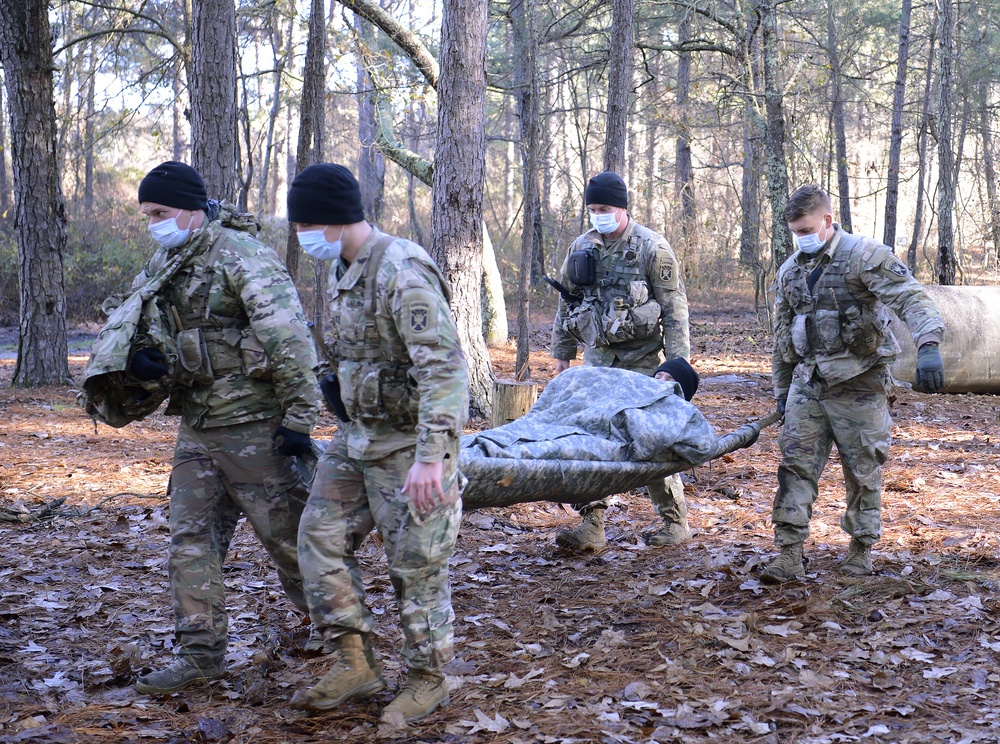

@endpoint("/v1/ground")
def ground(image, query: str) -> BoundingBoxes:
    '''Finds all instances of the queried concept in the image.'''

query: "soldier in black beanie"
[549,169,692,552]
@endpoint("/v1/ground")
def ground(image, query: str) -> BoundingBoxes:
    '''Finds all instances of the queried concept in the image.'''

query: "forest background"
[1,0,1000,398]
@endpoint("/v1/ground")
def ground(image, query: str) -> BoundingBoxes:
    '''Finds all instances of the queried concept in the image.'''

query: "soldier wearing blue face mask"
[764,184,946,584]
[550,171,691,552]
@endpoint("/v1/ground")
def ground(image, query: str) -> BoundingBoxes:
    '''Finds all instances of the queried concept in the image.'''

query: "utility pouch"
[567,249,597,286]
[239,329,272,380]
[175,328,215,386]
[791,314,811,358]
[564,300,607,347]
[813,309,844,354]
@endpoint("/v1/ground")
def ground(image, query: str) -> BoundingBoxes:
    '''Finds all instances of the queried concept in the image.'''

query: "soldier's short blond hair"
[786,185,833,222]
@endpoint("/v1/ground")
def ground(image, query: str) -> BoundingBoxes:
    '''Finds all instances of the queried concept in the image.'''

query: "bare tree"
[430,0,492,416]
[883,0,912,250]
[355,13,387,224]
[675,9,695,236]
[604,0,633,174]
[979,80,1000,265]
[759,0,792,265]
[190,0,240,201]
[511,0,541,381]
[0,0,72,386]
[936,0,957,285]
[825,0,851,232]
[285,0,327,282]
[908,23,936,272]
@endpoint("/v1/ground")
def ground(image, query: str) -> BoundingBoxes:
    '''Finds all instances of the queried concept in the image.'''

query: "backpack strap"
[364,232,398,317]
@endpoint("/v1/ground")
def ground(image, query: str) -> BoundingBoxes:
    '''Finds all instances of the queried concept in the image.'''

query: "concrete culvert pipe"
[888,285,1000,394]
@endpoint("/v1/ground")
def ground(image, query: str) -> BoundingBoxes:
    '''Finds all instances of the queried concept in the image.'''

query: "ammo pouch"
[563,298,608,347]
[237,328,272,379]
[352,366,419,423]
[840,305,883,356]
[174,328,215,387]
[567,249,597,286]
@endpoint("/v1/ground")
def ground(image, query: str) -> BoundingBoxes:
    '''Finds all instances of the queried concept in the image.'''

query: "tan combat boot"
[135,657,226,695]
[646,518,692,547]
[760,543,805,585]
[840,539,873,576]
[380,670,449,723]
[555,508,607,551]
[289,632,385,711]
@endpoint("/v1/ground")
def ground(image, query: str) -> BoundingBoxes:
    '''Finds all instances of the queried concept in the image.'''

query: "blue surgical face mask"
[795,222,829,254]
[298,226,344,262]
[590,210,621,235]
[149,214,191,250]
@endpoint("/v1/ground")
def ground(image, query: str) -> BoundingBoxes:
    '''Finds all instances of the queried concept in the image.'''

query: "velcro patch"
[657,255,678,288]
[883,257,909,277]
[402,290,440,343]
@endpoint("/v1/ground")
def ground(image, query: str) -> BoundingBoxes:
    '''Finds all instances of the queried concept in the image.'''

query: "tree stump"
[490,379,538,428]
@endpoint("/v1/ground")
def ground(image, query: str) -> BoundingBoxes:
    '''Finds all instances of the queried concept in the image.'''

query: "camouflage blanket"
[461,366,717,468]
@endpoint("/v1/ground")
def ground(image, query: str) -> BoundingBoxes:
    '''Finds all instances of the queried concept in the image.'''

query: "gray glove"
[915,343,944,392]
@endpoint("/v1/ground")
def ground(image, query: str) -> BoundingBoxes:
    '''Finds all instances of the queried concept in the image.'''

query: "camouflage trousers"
[168,416,310,662]
[772,365,892,547]
[573,350,688,525]
[298,434,462,672]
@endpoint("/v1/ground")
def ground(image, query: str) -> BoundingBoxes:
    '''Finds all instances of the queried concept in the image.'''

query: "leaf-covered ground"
[2,303,1000,743]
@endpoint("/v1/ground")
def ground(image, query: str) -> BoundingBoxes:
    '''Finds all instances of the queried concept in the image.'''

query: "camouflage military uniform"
[125,215,319,665]
[551,218,690,523]
[771,226,944,548]
[298,227,468,673]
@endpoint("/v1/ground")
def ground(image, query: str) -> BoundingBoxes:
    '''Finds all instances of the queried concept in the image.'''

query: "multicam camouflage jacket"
[324,227,468,462]
[85,204,319,433]
[551,218,690,366]
[772,226,945,399]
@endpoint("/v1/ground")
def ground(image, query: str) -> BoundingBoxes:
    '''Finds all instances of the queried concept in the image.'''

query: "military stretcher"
[458,409,781,510]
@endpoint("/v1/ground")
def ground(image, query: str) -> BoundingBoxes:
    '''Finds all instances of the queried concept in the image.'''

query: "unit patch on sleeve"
[402,290,440,343]
[883,257,909,277]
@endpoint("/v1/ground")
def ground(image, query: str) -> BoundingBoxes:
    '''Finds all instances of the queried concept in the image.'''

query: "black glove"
[129,348,170,381]
[777,398,786,416]
[915,343,945,392]
[273,426,312,458]
[319,374,352,423]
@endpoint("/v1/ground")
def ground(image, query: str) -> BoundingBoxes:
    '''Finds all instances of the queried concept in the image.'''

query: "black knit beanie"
[655,357,699,401]
[137,161,209,211]
[585,171,628,208]
[287,163,365,225]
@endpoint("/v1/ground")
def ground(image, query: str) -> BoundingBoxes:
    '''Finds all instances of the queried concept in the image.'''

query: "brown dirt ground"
[2,302,1000,744]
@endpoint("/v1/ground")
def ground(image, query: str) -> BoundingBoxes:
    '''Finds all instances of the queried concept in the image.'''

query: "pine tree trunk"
[285,0,326,281]
[355,14,386,224]
[759,0,792,266]
[675,10,695,235]
[431,0,492,417]
[0,72,11,215]
[826,0,851,232]
[512,0,540,381]
[908,24,936,272]
[0,0,71,387]
[190,0,240,200]
[884,0,911,250]
[979,81,1000,266]
[937,0,957,285]
[603,0,632,175]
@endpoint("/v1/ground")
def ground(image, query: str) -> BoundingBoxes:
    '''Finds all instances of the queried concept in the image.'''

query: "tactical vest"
[328,233,451,425]
[562,232,661,349]
[779,234,890,360]
[162,226,273,391]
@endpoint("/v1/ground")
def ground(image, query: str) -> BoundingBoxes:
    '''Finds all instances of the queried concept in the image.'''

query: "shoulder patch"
[401,288,440,344]
[883,257,909,277]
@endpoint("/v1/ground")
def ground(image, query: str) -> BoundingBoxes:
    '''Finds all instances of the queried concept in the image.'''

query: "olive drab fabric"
[773,226,945,400]
[551,219,690,368]
[322,227,467,462]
